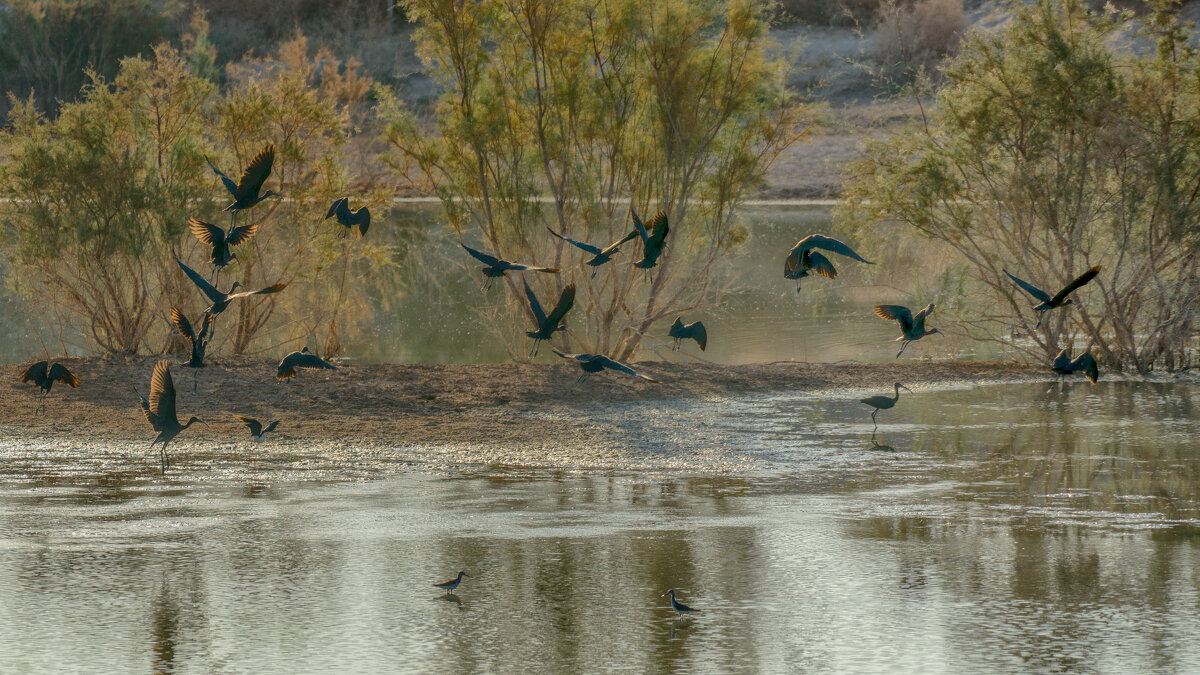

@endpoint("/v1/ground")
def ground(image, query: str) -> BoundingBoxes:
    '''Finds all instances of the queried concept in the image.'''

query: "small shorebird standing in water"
[660,589,700,619]
[434,571,468,594]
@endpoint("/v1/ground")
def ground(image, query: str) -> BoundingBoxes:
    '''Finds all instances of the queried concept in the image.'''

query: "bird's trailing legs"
[870,409,879,432]
[896,340,911,359]
[33,391,48,416]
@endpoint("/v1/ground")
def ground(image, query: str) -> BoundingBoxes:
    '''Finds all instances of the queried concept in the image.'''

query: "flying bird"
[188,217,258,281]
[206,144,280,222]
[234,415,280,442]
[276,347,337,381]
[434,571,468,594]
[784,234,873,291]
[1049,349,1099,393]
[135,360,204,475]
[524,280,575,357]
[1003,266,1101,329]
[860,382,911,431]
[668,318,707,351]
[460,243,558,289]
[176,257,286,316]
[874,304,941,358]
[631,208,669,271]
[325,197,371,237]
[546,227,638,277]
[552,349,658,383]
[170,307,214,392]
[20,360,80,415]
[660,589,700,619]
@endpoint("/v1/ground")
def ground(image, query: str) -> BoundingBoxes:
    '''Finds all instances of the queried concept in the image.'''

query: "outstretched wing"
[596,356,658,382]
[176,257,225,304]
[227,283,287,301]
[188,217,223,246]
[226,222,259,247]
[461,243,502,267]
[783,254,803,279]
[21,360,48,385]
[689,321,707,351]
[913,303,935,323]
[326,197,348,220]
[345,206,370,236]
[148,360,177,424]
[206,156,239,198]
[543,284,575,330]
[806,251,837,279]
[48,363,79,388]
[198,311,215,343]
[645,211,669,248]
[1072,352,1099,383]
[874,305,915,332]
[547,227,602,256]
[136,387,158,429]
[523,279,546,326]
[1051,266,1101,305]
[280,351,337,372]
[170,307,197,342]
[234,415,263,437]
[1052,349,1072,372]
[600,229,640,256]
[505,262,560,273]
[790,234,872,264]
[551,348,587,362]
[631,208,651,243]
[236,145,275,201]
[1003,269,1052,303]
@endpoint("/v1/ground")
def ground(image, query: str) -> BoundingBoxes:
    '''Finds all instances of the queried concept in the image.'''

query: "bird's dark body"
[189,218,258,270]
[874,303,940,358]
[276,347,337,381]
[176,257,286,317]
[861,382,910,430]
[461,243,559,288]
[631,208,669,270]
[547,227,638,276]
[1049,350,1099,391]
[20,361,80,415]
[524,281,575,355]
[136,360,204,475]
[207,145,279,214]
[784,234,873,291]
[326,197,371,237]
[553,349,657,382]
[1004,266,1101,329]
[669,318,708,351]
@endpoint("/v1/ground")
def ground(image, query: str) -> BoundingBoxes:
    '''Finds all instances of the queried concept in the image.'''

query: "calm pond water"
[2,381,1198,673]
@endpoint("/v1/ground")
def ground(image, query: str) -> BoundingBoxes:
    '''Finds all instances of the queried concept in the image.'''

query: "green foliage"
[843,0,1200,371]
[385,0,809,359]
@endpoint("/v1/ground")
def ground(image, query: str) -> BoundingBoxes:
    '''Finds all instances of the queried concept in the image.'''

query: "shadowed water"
[1,381,1197,673]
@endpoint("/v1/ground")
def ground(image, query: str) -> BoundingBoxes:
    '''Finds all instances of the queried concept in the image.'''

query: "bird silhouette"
[668,318,707,351]
[784,234,873,291]
[524,280,575,357]
[874,304,941,358]
[188,217,258,284]
[170,307,214,392]
[660,589,699,619]
[1049,349,1099,393]
[552,349,657,383]
[176,257,286,316]
[234,415,279,442]
[434,571,468,594]
[547,226,638,277]
[276,347,337,381]
[20,361,79,416]
[861,382,911,431]
[461,243,559,290]
[631,208,669,271]
[135,360,204,475]
[206,145,279,224]
[325,197,371,237]
[1003,266,1101,329]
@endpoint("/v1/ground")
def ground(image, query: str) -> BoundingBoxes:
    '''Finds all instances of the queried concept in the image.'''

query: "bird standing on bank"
[276,347,337,381]
[547,226,638,278]
[668,318,707,351]
[552,349,658,383]
[206,144,279,225]
[631,208,669,272]
[1049,349,1099,393]
[20,361,80,416]
[660,589,700,619]
[861,382,911,432]
[135,360,204,475]
[176,257,287,317]
[188,217,258,284]
[784,234,873,291]
[1003,266,1101,329]
[325,197,371,237]
[234,415,280,442]
[874,304,941,358]
[524,280,575,357]
[434,571,468,594]
[461,243,559,290]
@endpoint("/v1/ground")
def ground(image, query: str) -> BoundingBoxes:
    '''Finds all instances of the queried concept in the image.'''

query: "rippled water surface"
[2,381,1198,673]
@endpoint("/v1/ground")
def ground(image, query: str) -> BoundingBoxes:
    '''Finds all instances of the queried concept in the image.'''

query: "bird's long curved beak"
[900,385,913,393]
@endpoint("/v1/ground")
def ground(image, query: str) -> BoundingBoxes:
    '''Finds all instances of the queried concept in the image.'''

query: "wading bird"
[234,415,279,442]
[434,571,468,594]
[524,280,575,357]
[206,145,279,224]
[325,197,371,237]
[1049,349,1099,393]
[176,257,287,317]
[668,318,707,351]
[547,226,638,277]
[552,349,658,383]
[461,243,559,290]
[874,303,941,358]
[135,360,204,475]
[784,234,873,291]
[20,361,79,416]
[188,217,258,283]
[276,347,337,381]
[861,382,911,432]
[660,589,700,619]
[631,208,669,272]
[1003,266,1101,329]
[171,307,214,392]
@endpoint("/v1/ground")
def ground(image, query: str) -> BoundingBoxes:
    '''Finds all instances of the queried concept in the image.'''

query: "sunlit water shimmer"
[1,381,1197,673]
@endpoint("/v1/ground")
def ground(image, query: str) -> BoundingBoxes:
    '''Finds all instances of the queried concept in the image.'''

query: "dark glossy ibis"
[206,145,279,224]
[1004,266,1101,329]
[524,280,575,357]
[461,243,559,290]
[668,318,707,351]
[276,347,337,381]
[784,234,873,291]
[547,226,638,278]
[631,208,669,272]
[660,589,699,619]
[325,197,371,237]
[188,217,258,284]
[434,571,468,594]
[135,360,204,475]
[1049,349,1099,393]
[176,257,286,316]
[552,348,657,383]
[860,382,911,431]
[170,307,214,392]
[20,361,79,416]
[234,415,280,442]
[874,304,940,358]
